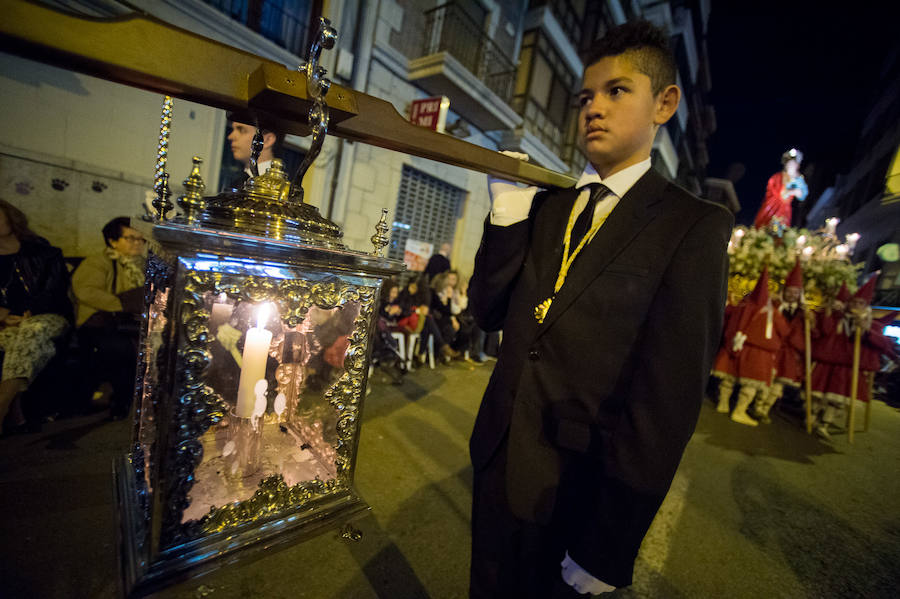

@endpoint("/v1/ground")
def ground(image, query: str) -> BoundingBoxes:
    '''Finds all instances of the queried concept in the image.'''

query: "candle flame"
[802,246,814,257]
[734,228,745,238]
[796,235,806,247]
[835,244,849,256]
[257,303,269,329]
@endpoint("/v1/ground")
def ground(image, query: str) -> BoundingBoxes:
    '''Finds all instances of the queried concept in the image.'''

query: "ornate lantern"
[114,19,402,596]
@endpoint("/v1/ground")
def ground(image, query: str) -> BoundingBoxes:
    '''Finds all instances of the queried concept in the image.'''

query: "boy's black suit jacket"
[469,167,732,587]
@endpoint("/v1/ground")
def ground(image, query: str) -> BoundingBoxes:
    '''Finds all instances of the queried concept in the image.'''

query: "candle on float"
[796,235,807,248]
[846,232,860,253]
[235,303,273,418]
[802,246,814,260]
[835,244,849,258]
[210,293,234,332]
[825,217,839,235]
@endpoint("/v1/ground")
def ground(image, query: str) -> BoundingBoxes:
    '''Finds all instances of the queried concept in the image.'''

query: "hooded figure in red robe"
[713,266,790,425]
[811,276,898,438]
[753,261,808,423]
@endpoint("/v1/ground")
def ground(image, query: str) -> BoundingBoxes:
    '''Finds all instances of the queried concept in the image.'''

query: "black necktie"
[570,184,608,249]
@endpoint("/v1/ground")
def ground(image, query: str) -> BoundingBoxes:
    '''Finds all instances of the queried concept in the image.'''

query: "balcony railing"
[202,0,312,58]
[422,3,516,103]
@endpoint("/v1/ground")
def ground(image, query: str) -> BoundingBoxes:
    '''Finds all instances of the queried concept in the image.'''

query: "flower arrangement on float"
[727,216,863,309]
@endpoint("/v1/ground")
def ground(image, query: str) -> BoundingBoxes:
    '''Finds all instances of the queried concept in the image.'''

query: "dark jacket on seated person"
[0,237,73,322]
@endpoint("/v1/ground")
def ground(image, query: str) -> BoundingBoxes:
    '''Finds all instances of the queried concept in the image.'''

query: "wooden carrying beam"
[0,0,576,189]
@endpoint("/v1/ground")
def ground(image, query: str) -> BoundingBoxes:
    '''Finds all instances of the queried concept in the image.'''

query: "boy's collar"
[244,159,273,177]
[576,157,652,198]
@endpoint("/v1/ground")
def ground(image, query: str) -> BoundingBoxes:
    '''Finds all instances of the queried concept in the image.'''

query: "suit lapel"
[535,169,669,337]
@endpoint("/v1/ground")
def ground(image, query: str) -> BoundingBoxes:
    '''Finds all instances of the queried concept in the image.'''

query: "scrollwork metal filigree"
[161,267,376,545]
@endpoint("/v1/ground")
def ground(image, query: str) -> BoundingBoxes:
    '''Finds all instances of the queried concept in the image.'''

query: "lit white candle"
[835,244,849,258]
[802,246,814,260]
[236,303,273,418]
[796,235,806,248]
[846,232,860,253]
[826,217,839,235]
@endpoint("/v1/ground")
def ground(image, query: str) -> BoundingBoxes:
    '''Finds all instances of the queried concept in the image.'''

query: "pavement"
[1,360,899,598]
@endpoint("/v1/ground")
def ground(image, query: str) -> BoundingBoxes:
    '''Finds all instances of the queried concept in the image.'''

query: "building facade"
[1,0,715,279]
[805,49,900,305]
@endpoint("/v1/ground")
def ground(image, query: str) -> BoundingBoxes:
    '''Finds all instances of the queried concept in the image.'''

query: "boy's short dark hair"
[226,112,286,157]
[584,20,676,95]
[102,216,131,247]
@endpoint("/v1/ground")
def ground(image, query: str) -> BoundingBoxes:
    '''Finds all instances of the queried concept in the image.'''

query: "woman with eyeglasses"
[72,216,146,420]
[0,199,72,435]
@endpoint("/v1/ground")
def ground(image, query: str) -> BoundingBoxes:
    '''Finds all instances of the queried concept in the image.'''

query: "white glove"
[732,331,747,352]
[489,151,540,226]
[561,552,616,595]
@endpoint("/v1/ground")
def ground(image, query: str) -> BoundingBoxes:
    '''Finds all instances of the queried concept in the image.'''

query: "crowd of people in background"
[0,190,498,435]
[373,244,499,386]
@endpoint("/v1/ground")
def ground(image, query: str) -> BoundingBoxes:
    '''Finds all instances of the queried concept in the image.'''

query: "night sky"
[706,2,900,225]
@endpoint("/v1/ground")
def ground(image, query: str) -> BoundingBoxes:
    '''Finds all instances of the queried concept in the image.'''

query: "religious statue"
[754,148,809,229]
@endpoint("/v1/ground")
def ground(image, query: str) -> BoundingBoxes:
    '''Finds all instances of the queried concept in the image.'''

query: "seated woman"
[398,275,459,364]
[72,217,146,420]
[0,199,72,433]
[372,279,405,383]
[430,271,472,356]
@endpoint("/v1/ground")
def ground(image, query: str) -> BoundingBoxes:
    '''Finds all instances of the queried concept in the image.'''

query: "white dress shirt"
[489,158,653,229]
[245,159,273,177]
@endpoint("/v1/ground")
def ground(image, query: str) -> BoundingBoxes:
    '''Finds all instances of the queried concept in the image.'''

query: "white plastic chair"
[407,333,435,369]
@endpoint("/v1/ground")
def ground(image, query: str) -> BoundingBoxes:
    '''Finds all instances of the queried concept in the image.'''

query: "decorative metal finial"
[154,96,174,193]
[249,129,264,177]
[184,17,348,247]
[370,209,390,256]
[177,156,206,222]
[153,172,173,222]
[290,17,337,202]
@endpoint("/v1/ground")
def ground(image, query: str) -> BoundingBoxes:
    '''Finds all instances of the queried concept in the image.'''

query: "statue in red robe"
[753,148,809,229]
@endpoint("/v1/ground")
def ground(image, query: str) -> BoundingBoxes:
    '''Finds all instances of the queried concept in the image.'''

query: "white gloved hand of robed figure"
[561,552,616,595]
[488,151,541,226]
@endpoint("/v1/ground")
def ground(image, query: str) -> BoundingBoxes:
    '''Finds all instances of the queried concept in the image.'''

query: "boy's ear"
[653,84,681,126]
[262,130,277,150]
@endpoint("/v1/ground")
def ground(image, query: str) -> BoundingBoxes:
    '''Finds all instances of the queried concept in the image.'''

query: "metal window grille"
[201,0,314,57]
[389,165,465,264]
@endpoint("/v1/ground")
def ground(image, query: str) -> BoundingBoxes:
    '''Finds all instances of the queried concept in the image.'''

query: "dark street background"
[707,1,900,224]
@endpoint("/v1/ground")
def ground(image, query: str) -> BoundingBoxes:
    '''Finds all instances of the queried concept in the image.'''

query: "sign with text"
[410,96,450,133]
[403,239,434,272]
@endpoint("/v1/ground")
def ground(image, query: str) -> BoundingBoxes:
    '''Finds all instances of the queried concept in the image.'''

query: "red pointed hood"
[836,282,851,303]
[784,260,803,289]
[853,273,878,303]
[747,265,770,306]
[874,311,896,327]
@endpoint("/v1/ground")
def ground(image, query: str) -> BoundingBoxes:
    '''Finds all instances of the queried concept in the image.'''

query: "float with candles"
[727,217,862,308]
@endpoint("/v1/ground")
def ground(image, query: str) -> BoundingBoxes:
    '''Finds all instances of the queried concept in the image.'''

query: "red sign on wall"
[410,96,450,133]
